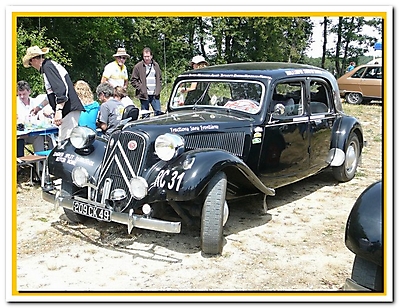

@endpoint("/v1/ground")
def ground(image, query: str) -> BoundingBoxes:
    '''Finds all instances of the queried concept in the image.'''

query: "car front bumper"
[42,188,181,234]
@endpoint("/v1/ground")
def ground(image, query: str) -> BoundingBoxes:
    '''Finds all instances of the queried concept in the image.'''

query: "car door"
[259,79,310,188]
[306,79,335,173]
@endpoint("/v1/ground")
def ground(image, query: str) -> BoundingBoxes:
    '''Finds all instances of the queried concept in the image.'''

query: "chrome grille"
[184,132,245,157]
[96,131,146,209]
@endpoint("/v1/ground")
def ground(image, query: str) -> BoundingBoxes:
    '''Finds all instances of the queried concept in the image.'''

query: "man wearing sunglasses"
[101,47,130,90]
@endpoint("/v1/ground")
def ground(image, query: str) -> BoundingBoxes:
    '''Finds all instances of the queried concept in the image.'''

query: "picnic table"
[17,124,59,184]
[17,124,59,150]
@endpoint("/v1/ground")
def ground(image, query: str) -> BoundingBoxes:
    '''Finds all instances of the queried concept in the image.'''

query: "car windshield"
[170,80,264,114]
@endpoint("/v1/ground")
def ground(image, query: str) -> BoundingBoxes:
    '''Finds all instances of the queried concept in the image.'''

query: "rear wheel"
[351,256,383,291]
[63,208,89,224]
[345,92,363,104]
[332,132,360,182]
[201,171,227,256]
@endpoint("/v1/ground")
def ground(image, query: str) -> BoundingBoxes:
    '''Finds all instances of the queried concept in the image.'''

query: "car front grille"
[184,132,245,157]
[96,131,146,211]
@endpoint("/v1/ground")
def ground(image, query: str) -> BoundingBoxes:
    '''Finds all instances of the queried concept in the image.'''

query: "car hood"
[123,109,256,134]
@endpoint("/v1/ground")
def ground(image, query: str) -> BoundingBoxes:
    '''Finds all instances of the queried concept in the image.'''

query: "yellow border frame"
[10,8,390,301]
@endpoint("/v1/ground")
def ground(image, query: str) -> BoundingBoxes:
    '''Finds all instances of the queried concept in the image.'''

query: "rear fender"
[146,149,275,202]
[328,116,364,166]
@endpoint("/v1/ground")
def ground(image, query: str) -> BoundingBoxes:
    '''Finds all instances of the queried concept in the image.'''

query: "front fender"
[47,138,107,184]
[146,149,275,202]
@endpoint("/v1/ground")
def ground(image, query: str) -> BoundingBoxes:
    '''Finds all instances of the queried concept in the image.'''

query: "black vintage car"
[344,181,383,291]
[41,62,364,255]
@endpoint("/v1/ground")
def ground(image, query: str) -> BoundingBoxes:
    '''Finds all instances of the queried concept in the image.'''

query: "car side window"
[271,82,303,118]
[364,67,381,79]
[309,81,330,114]
[351,67,366,78]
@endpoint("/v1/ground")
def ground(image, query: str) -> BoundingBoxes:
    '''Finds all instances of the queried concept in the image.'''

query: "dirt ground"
[13,103,383,301]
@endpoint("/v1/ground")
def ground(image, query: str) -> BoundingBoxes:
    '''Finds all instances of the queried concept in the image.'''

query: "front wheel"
[345,92,363,104]
[332,132,360,182]
[201,171,227,256]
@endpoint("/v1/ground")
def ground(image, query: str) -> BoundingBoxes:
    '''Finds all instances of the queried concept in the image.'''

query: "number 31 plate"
[72,200,111,222]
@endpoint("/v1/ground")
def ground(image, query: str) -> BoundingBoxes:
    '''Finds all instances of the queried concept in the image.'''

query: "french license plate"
[72,200,111,222]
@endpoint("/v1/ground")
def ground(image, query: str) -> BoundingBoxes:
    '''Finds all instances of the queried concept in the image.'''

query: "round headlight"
[70,126,96,149]
[155,133,185,161]
[71,166,89,187]
[130,176,148,200]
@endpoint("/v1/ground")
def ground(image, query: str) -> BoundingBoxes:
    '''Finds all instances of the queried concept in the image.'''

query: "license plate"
[72,200,111,222]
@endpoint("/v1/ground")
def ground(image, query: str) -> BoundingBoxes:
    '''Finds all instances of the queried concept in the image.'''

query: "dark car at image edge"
[344,180,383,292]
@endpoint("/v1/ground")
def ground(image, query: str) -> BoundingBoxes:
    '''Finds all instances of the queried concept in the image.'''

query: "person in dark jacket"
[23,46,84,141]
[130,47,163,116]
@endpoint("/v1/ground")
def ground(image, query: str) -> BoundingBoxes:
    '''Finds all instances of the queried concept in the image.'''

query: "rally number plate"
[72,200,111,222]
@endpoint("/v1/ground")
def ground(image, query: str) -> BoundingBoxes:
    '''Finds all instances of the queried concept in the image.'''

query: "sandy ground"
[12,103,383,301]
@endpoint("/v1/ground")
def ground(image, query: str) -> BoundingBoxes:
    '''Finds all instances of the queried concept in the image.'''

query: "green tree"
[16,15,382,106]
[329,17,382,76]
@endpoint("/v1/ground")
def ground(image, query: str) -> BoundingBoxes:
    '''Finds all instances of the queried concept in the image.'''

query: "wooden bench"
[17,155,47,185]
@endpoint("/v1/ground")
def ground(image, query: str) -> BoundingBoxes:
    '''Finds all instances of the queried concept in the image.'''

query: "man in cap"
[22,45,84,141]
[101,47,130,90]
[189,55,209,69]
[179,55,209,95]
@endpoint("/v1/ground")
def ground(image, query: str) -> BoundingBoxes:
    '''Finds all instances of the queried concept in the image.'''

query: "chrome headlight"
[71,166,89,187]
[155,133,185,161]
[130,176,148,200]
[70,126,96,149]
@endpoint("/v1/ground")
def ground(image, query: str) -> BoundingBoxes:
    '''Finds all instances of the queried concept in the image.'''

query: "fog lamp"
[71,166,89,187]
[130,176,148,200]
[142,204,152,215]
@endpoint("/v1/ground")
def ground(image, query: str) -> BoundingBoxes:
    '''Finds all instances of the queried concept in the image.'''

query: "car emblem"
[127,140,137,150]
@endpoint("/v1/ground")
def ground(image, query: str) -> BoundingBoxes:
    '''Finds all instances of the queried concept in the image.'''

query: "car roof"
[354,63,382,68]
[178,62,332,80]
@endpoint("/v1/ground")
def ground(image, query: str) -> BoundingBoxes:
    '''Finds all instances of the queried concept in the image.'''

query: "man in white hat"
[189,55,209,69]
[22,45,84,141]
[179,55,209,95]
[101,47,130,90]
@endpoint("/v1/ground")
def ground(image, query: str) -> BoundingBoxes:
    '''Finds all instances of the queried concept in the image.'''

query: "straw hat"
[22,46,49,68]
[113,47,130,58]
[190,55,209,66]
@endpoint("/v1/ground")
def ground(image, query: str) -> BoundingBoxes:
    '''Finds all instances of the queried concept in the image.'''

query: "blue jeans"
[140,95,163,116]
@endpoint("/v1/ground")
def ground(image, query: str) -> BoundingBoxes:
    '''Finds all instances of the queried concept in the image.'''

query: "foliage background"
[16,15,382,107]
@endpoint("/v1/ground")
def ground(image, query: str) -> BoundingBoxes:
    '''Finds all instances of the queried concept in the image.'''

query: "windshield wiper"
[192,83,211,108]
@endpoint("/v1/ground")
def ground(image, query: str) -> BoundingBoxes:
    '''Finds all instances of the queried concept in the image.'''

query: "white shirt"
[17,94,48,124]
